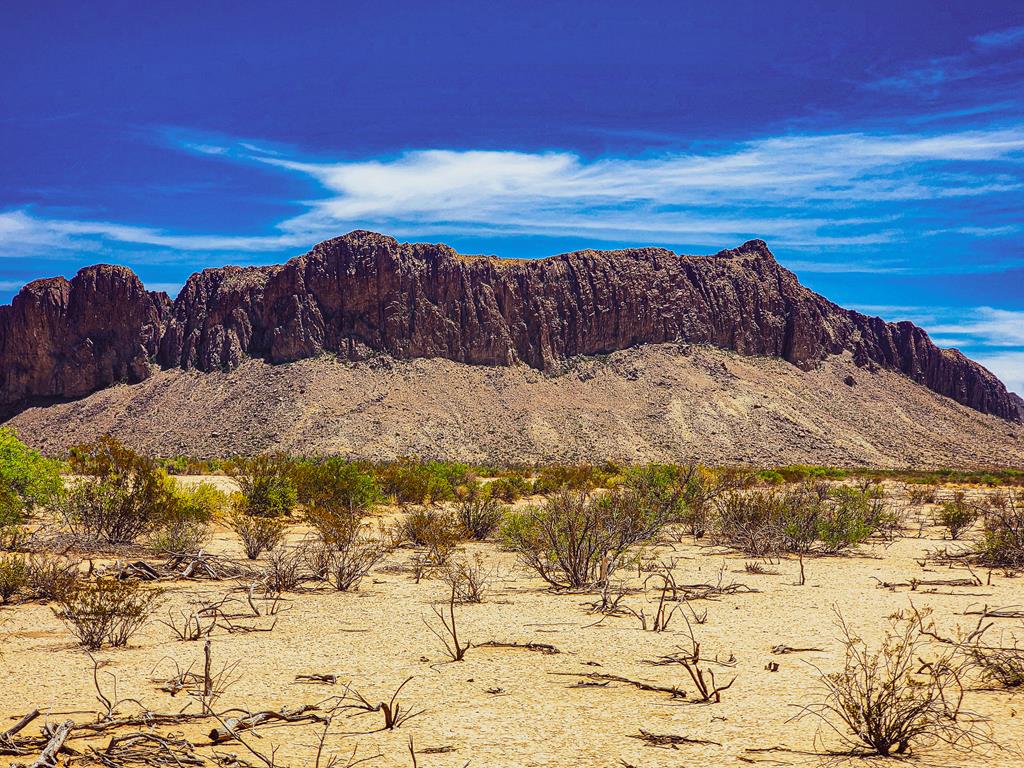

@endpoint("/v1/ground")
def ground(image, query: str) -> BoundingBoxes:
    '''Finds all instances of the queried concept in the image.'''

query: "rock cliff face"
[2,230,1021,422]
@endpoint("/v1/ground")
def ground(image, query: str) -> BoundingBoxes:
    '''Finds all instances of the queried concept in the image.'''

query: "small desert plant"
[0,555,28,603]
[304,503,361,548]
[263,546,306,592]
[0,427,63,523]
[293,457,380,510]
[376,458,467,505]
[63,435,185,544]
[454,483,505,540]
[442,553,492,603]
[500,488,664,589]
[54,579,163,649]
[974,490,1024,569]
[25,554,80,601]
[228,454,297,517]
[488,473,532,502]
[799,609,975,757]
[324,519,393,591]
[907,483,939,506]
[403,506,462,566]
[149,518,210,553]
[228,511,285,560]
[937,491,979,540]
[426,583,470,661]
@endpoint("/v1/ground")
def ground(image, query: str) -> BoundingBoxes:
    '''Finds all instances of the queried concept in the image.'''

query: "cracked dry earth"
[1,479,1023,767]
[9,345,1024,468]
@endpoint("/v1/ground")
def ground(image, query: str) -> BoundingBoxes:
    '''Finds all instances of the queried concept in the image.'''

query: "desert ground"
[2,475,1023,768]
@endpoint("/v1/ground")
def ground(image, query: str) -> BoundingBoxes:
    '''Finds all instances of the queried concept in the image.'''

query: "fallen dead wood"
[631,729,721,748]
[29,719,73,768]
[0,709,40,754]
[208,704,325,743]
[964,606,1024,619]
[476,640,561,655]
[295,673,339,685]
[551,672,685,698]
[771,644,824,655]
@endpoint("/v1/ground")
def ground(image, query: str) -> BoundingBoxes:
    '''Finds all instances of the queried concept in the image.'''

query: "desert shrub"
[305,503,362,547]
[816,485,887,553]
[62,436,185,543]
[228,454,297,517]
[24,554,80,601]
[975,490,1024,569]
[0,427,62,516]
[454,483,505,540]
[936,491,979,540]
[907,482,939,506]
[148,518,210,553]
[801,610,973,757]
[403,506,463,564]
[0,555,28,603]
[488,473,532,502]
[376,459,469,505]
[714,489,789,556]
[53,579,163,649]
[263,546,306,592]
[293,457,380,511]
[501,488,664,589]
[442,553,492,603]
[324,520,393,591]
[228,510,285,560]
[531,464,618,495]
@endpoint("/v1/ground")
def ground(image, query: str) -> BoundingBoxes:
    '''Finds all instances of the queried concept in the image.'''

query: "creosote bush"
[403,506,463,565]
[323,519,393,591]
[228,454,297,517]
[975,490,1024,569]
[455,482,505,540]
[937,491,979,540]
[293,457,380,511]
[54,579,163,649]
[0,427,62,549]
[0,555,28,603]
[801,610,974,757]
[25,554,80,601]
[228,510,285,560]
[500,488,664,589]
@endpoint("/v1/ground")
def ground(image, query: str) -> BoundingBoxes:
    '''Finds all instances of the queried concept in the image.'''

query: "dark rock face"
[2,231,1021,422]
[0,265,169,406]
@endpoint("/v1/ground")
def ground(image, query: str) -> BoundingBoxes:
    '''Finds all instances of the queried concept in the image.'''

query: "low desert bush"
[531,463,618,495]
[0,555,28,603]
[403,506,463,565]
[25,554,80,601]
[323,520,393,591]
[148,518,210,554]
[454,483,505,540]
[228,454,297,517]
[975,490,1024,569]
[53,579,163,649]
[228,510,285,560]
[263,546,306,592]
[442,553,492,603]
[907,482,940,506]
[61,436,182,544]
[936,491,979,540]
[501,488,664,589]
[488,473,532,502]
[304,503,362,548]
[0,427,63,525]
[376,459,469,505]
[293,457,380,510]
[801,610,973,757]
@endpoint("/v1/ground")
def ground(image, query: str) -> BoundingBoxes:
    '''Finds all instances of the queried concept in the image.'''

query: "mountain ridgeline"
[1,230,1021,422]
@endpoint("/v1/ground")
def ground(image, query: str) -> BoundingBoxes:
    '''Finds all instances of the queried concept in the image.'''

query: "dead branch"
[476,641,560,655]
[551,671,686,698]
[208,704,326,744]
[29,719,73,768]
[631,729,722,748]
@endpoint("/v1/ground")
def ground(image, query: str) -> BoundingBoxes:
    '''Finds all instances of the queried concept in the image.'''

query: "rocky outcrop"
[0,265,168,408]
[2,231,1021,422]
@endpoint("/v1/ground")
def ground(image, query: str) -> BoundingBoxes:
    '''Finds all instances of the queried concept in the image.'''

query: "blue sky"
[2,1,1022,392]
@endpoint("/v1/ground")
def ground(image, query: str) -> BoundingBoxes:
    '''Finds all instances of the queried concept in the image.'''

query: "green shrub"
[228,454,297,518]
[455,482,505,540]
[228,510,285,560]
[488,473,533,502]
[936,491,978,540]
[531,464,617,495]
[294,457,380,511]
[62,436,181,543]
[0,427,62,515]
[376,459,468,505]
[500,488,663,589]
[53,579,163,649]
[975,490,1024,569]
[0,555,28,603]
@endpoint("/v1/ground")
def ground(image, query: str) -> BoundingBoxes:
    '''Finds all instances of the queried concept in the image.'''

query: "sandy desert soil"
[1,481,1023,767]
[8,345,1024,469]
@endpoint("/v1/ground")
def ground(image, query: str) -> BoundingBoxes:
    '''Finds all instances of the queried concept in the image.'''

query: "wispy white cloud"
[2,123,1023,265]
[973,351,1024,396]
[972,25,1024,50]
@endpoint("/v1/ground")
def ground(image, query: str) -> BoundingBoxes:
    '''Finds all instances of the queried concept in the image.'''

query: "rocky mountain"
[2,230,1021,426]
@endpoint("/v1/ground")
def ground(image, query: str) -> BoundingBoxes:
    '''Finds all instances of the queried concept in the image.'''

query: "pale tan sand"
[2,484,1023,767]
